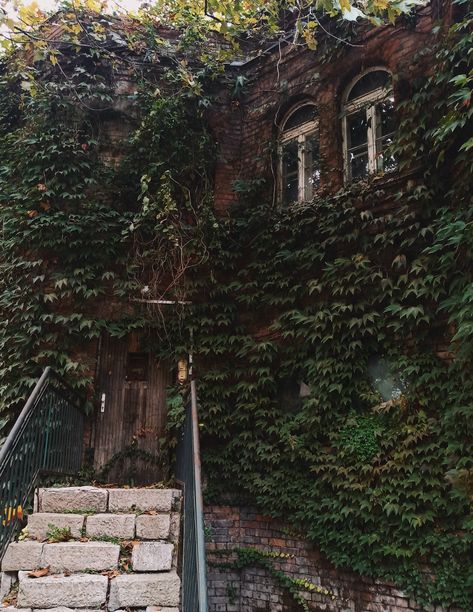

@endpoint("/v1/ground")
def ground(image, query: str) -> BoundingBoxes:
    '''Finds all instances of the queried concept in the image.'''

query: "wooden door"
[92,332,171,485]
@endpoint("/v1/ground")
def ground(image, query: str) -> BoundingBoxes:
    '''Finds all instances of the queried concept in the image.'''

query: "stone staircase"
[0,486,182,612]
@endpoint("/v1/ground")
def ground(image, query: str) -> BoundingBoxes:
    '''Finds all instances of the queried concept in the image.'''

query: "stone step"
[2,541,119,573]
[17,573,108,609]
[107,489,180,513]
[132,542,174,571]
[136,514,171,540]
[35,487,181,515]
[0,609,179,612]
[42,542,120,573]
[26,511,176,542]
[85,513,135,539]
[108,572,181,610]
[37,488,108,514]
[27,513,85,540]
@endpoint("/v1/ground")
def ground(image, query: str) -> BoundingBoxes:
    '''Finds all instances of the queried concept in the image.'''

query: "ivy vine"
[0,2,472,610]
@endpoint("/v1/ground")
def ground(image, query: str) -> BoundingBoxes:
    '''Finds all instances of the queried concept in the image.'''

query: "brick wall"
[204,505,461,612]
[212,3,447,213]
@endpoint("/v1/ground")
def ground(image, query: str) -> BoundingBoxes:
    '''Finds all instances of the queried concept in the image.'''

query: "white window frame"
[279,102,319,205]
[342,67,394,183]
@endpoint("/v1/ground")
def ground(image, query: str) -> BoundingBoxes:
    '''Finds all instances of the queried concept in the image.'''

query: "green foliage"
[338,413,381,462]
[46,524,73,542]
[1,2,473,610]
[178,4,473,608]
[212,547,338,610]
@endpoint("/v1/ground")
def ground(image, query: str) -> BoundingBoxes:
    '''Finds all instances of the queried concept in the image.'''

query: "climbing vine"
[0,1,473,609]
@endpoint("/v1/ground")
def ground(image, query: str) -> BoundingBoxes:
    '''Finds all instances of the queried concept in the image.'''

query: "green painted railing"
[176,373,208,612]
[0,367,85,559]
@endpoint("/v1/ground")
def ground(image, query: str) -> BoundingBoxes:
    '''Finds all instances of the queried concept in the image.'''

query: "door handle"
[100,393,106,413]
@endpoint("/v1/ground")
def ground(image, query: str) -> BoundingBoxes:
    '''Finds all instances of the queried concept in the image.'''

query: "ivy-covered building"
[0,0,472,610]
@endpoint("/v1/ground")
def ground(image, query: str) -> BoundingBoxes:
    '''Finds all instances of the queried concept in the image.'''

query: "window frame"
[341,67,394,183]
[278,101,319,205]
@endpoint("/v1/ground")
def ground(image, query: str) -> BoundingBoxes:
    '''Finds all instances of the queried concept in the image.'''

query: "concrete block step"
[108,489,180,513]
[108,572,180,610]
[17,573,108,608]
[131,542,174,571]
[42,542,120,573]
[27,513,85,540]
[35,608,102,612]
[35,487,182,516]
[38,488,107,514]
[2,542,43,572]
[136,514,171,540]
[2,541,119,573]
[85,513,135,540]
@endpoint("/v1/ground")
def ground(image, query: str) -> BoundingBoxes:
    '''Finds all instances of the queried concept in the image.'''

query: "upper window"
[342,69,396,182]
[279,103,320,206]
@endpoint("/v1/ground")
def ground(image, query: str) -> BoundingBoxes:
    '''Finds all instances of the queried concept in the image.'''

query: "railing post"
[0,367,85,561]
[189,355,208,612]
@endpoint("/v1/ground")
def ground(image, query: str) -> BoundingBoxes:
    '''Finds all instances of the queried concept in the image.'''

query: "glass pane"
[284,105,317,131]
[304,133,320,197]
[368,356,406,401]
[375,96,396,172]
[283,174,298,206]
[282,139,298,175]
[376,134,396,172]
[350,150,369,180]
[282,139,300,205]
[347,111,368,149]
[348,70,391,101]
[377,97,395,137]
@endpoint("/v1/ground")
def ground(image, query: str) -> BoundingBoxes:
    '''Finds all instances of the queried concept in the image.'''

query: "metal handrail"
[0,367,85,559]
[176,365,208,611]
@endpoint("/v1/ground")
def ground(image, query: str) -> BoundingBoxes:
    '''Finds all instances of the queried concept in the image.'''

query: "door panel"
[93,332,171,485]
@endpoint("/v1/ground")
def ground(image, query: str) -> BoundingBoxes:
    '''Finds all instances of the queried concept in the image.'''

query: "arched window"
[342,68,396,182]
[279,103,320,205]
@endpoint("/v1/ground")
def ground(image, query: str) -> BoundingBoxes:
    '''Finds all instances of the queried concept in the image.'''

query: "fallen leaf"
[101,569,120,578]
[28,566,50,578]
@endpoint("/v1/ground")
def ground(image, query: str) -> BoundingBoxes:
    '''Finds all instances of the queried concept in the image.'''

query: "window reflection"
[343,70,396,182]
[368,356,406,402]
[280,104,320,205]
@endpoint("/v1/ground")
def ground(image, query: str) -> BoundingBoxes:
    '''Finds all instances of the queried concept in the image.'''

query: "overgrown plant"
[0,1,472,609]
